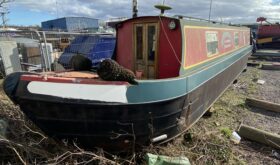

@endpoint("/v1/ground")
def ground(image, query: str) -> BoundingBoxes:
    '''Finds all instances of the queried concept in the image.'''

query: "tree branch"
[0,0,13,7]
[9,147,27,165]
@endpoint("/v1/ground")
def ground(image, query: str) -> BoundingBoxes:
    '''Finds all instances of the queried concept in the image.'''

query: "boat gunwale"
[16,47,252,105]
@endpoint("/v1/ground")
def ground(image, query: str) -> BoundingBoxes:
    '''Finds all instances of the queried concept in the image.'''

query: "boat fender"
[69,54,92,71]
[97,59,138,85]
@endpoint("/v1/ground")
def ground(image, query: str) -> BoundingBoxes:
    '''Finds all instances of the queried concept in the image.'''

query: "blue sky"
[3,0,280,26]
[8,6,54,26]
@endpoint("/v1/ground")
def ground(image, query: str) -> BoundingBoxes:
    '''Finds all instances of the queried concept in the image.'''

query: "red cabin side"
[116,16,182,79]
[258,24,280,38]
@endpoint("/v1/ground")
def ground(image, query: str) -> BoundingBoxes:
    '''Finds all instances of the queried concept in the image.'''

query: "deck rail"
[173,15,242,27]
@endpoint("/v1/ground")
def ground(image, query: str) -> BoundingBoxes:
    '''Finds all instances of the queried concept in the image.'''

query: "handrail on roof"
[37,31,114,36]
[173,15,242,27]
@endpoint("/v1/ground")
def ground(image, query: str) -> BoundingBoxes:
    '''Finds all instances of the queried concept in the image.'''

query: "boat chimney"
[132,0,138,18]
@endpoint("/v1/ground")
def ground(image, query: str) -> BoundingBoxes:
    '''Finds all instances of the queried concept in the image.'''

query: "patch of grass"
[220,127,232,139]
[238,67,260,95]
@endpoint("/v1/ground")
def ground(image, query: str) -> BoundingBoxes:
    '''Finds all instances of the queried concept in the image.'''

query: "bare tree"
[0,0,13,29]
[0,0,13,7]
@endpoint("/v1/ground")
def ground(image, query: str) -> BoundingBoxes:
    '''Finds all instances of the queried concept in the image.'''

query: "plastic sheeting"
[0,41,22,76]
[146,153,191,165]
[58,35,116,68]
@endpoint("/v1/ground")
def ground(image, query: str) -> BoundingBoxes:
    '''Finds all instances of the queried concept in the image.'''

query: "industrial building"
[41,17,99,32]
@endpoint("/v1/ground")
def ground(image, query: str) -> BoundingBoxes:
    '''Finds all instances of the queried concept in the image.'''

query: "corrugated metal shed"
[58,35,116,68]
[42,17,99,32]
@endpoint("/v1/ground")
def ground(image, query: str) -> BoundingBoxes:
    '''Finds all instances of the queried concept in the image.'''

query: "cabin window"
[234,32,239,47]
[147,25,156,61]
[206,32,219,56]
[136,26,144,60]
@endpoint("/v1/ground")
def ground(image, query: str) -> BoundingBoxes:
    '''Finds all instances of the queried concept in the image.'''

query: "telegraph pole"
[208,0,213,22]
[132,0,138,18]
[56,0,58,18]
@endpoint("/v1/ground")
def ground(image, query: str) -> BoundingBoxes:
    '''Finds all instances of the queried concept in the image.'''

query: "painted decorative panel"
[183,26,250,69]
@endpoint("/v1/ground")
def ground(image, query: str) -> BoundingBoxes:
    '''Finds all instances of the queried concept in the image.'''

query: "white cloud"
[11,0,280,23]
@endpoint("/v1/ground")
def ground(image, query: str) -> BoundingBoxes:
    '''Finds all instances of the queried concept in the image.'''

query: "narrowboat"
[3,12,252,152]
[255,17,280,48]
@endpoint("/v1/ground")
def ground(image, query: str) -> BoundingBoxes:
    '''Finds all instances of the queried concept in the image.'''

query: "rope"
[158,16,182,67]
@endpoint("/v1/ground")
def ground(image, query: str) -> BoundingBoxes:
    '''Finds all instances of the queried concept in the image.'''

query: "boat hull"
[4,50,251,152]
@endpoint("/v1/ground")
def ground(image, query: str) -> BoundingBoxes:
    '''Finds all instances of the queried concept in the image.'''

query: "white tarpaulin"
[0,41,21,76]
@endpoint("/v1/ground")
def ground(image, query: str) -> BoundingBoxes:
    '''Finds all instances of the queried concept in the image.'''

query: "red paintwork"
[20,75,129,85]
[158,18,182,79]
[258,24,280,38]
[116,22,134,70]
[184,27,250,68]
[116,16,182,79]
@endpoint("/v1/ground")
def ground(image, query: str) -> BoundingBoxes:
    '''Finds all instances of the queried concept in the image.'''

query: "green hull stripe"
[126,46,251,103]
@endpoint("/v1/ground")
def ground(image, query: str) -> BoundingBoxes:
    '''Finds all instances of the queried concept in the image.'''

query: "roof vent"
[154,4,172,16]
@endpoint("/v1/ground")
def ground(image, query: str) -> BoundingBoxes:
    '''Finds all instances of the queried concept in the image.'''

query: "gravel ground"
[256,70,280,104]
[235,66,280,165]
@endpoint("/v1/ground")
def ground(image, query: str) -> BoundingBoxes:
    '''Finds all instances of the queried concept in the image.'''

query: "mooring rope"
[158,16,183,67]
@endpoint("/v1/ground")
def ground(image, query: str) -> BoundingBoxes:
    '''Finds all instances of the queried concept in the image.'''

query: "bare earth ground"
[0,65,279,164]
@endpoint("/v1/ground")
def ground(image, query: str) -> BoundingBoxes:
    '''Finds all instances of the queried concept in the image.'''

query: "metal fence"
[0,30,115,73]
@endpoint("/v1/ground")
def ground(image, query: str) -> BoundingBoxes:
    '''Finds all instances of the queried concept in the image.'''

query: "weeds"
[220,127,232,139]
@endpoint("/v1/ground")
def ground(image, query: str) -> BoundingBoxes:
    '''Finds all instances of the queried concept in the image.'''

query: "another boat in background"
[255,17,280,49]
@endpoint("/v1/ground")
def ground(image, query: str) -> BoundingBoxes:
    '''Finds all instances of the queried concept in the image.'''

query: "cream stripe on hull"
[27,81,128,103]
